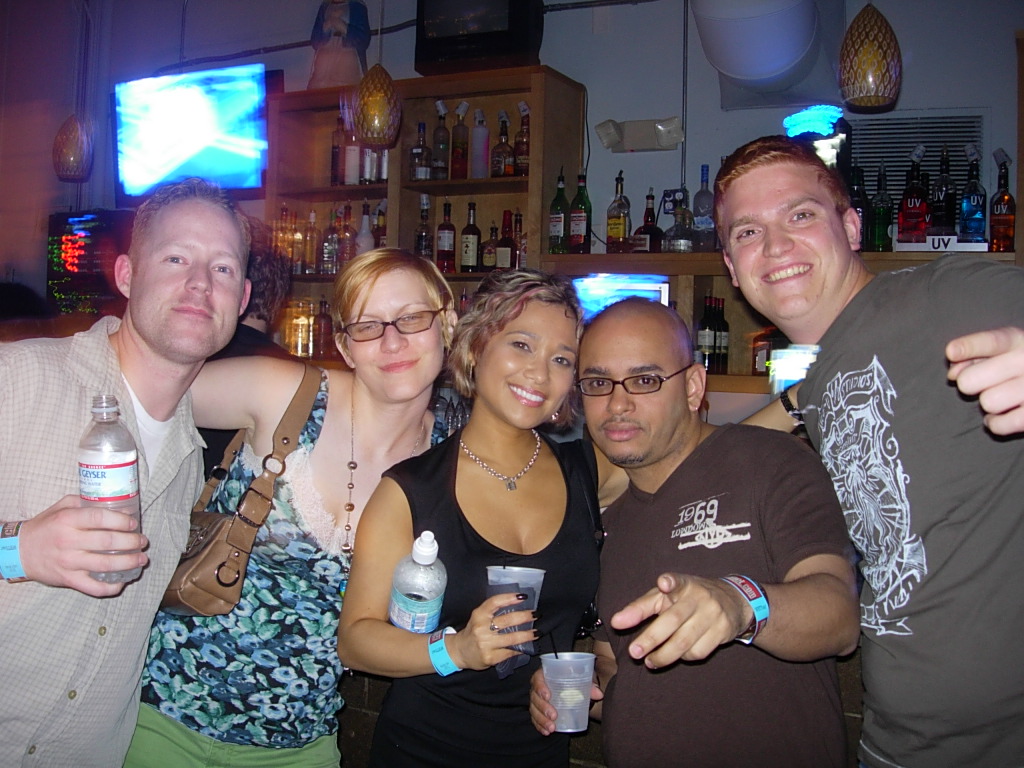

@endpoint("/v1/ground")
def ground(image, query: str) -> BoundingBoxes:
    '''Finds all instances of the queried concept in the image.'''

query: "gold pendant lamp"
[838,3,902,111]
[354,1,402,149]
[53,0,95,182]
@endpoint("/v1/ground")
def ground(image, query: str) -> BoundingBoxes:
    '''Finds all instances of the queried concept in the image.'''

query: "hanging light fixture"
[354,0,401,149]
[53,0,95,183]
[838,3,902,111]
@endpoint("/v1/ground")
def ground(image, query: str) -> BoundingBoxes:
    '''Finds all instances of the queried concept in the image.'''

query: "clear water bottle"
[78,394,142,583]
[389,531,447,633]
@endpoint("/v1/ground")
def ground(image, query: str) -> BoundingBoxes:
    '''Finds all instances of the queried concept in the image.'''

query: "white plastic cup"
[486,565,545,602]
[540,652,595,733]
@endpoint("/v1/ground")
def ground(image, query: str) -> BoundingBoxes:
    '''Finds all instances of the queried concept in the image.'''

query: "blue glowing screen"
[572,274,670,321]
[114,63,268,198]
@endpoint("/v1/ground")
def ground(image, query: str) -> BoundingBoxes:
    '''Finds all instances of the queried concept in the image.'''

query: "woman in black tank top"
[338,269,622,767]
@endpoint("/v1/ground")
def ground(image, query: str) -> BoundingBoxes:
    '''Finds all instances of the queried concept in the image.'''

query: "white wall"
[1,0,1020,294]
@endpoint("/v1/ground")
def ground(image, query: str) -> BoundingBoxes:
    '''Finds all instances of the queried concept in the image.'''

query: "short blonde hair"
[448,268,582,429]
[130,177,250,265]
[331,249,455,352]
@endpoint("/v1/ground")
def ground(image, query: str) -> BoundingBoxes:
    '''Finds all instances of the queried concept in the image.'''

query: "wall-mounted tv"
[415,0,544,75]
[112,63,269,207]
[572,274,671,322]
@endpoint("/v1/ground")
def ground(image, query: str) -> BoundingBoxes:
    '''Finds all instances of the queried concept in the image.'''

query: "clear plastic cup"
[485,565,545,600]
[540,652,595,733]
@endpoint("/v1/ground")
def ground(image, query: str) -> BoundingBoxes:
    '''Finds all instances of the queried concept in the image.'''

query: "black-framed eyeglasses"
[342,309,442,342]
[577,366,689,397]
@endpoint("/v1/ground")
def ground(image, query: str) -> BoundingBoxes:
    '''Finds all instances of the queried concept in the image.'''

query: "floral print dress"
[142,372,453,748]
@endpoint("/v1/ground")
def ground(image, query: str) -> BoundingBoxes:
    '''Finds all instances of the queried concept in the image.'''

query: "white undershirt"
[123,376,173,478]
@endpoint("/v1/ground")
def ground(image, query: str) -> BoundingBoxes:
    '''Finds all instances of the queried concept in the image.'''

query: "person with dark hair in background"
[0,178,251,767]
[199,215,297,478]
[719,135,1024,767]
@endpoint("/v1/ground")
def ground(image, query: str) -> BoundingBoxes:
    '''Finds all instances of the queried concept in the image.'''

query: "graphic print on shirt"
[672,493,750,550]
[817,356,925,636]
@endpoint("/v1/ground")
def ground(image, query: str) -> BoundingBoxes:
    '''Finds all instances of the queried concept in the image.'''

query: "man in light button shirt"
[0,178,250,767]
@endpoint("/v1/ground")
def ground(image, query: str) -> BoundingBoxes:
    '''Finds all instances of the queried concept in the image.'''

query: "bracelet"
[0,521,29,583]
[779,385,803,425]
[428,627,462,676]
[720,574,770,645]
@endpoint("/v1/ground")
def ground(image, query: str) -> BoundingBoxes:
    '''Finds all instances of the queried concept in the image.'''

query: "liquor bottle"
[330,111,344,186]
[714,297,730,375]
[79,394,141,584]
[450,101,470,180]
[631,187,664,253]
[302,210,320,274]
[360,145,379,185]
[460,201,482,273]
[848,164,870,248]
[436,199,456,274]
[356,200,375,256]
[414,194,433,260]
[568,169,592,254]
[470,108,490,179]
[865,162,893,252]
[480,222,498,272]
[959,144,988,243]
[990,149,1016,253]
[548,168,570,254]
[431,100,450,180]
[513,208,526,265]
[663,203,694,253]
[692,164,716,251]
[320,209,339,275]
[339,204,357,264]
[696,293,715,372]
[341,104,361,186]
[605,170,631,254]
[389,530,447,634]
[490,112,514,177]
[496,209,518,270]
[287,299,312,358]
[290,211,306,275]
[312,299,334,360]
[409,121,433,181]
[372,203,387,248]
[927,144,957,237]
[897,145,929,243]
[513,100,530,177]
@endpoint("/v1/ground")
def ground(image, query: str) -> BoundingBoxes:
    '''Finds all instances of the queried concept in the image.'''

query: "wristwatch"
[779,385,803,425]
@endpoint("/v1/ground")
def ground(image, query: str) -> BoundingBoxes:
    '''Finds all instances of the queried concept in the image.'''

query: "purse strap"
[202,364,322,554]
[193,430,246,514]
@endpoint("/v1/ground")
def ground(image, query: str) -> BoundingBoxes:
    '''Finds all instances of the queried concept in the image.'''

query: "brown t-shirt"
[597,423,851,768]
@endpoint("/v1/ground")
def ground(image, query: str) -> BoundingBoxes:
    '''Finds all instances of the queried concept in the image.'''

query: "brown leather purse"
[160,364,321,616]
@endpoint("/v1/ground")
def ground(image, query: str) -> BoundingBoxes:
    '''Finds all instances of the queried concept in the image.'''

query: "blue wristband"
[428,627,461,676]
[0,522,28,582]
[720,574,769,645]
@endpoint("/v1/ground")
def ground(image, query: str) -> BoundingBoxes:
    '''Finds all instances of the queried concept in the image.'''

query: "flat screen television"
[572,274,671,322]
[415,0,544,75]
[112,63,269,207]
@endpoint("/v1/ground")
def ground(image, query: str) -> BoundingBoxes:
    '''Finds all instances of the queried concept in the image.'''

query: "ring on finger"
[489,622,499,632]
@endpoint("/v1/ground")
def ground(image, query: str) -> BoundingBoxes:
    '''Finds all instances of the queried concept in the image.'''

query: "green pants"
[124,703,341,768]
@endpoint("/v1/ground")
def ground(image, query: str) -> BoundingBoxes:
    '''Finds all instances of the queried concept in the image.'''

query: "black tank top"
[370,432,601,767]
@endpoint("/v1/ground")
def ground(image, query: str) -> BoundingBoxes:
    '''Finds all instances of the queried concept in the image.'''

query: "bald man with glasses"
[531,297,860,768]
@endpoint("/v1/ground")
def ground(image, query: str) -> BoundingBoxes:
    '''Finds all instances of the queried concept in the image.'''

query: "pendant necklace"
[459,429,541,491]
[343,393,426,553]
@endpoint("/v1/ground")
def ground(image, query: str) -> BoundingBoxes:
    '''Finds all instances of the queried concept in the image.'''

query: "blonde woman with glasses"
[126,249,456,768]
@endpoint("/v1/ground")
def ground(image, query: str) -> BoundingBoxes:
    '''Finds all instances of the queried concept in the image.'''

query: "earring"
[550,410,560,422]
